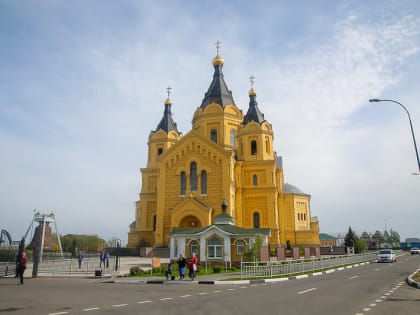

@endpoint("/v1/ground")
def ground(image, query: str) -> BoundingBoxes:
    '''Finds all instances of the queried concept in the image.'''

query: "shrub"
[130,266,144,276]
[212,266,223,273]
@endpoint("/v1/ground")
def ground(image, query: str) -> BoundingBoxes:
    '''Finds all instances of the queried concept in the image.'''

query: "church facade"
[127,46,320,260]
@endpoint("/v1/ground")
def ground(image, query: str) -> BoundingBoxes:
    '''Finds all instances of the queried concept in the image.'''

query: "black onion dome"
[243,88,265,125]
[155,98,179,133]
[200,55,235,108]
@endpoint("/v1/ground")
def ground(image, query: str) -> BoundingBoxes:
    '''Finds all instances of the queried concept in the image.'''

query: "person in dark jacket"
[177,254,186,280]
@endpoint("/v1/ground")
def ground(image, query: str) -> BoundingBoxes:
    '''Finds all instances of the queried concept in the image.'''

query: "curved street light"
[369,99,420,175]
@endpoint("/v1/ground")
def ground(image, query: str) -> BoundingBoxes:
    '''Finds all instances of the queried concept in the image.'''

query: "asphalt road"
[0,254,419,315]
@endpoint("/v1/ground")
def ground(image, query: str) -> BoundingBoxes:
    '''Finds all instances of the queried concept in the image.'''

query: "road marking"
[137,300,152,304]
[240,286,247,289]
[385,293,390,296]
[212,290,222,293]
[251,284,258,287]
[375,299,382,302]
[381,295,386,299]
[180,295,191,298]
[369,303,376,307]
[349,276,359,280]
[112,304,128,307]
[49,312,69,315]
[298,288,317,294]
[374,268,380,271]
[227,288,235,291]
[198,292,207,295]
[83,308,100,311]
[160,298,173,301]
[363,308,370,311]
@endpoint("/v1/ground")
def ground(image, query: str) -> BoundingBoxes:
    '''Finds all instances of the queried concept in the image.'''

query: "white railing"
[240,252,378,279]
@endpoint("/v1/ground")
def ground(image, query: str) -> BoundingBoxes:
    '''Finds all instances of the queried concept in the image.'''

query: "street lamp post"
[369,99,420,175]
[115,239,121,272]
[384,216,391,233]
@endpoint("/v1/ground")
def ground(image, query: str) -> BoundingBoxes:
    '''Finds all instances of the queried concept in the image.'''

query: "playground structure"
[24,211,63,262]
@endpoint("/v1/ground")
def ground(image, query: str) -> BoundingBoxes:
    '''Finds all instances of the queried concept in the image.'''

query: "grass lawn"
[411,270,420,282]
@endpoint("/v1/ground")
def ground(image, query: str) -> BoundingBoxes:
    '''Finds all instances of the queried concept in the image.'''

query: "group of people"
[99,251,110,268]
[166,253,198,281]
[77,251,112,269]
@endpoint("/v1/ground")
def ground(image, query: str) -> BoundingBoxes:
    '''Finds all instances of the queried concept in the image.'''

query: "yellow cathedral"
[128,44,320,262]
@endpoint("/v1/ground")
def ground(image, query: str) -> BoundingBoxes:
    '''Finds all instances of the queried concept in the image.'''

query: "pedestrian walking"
[188,253,198,280]
[16,252,27,285]
[99,251,105,268]
[78,251,84,269]
[104,251,110,268]
[177,254,186,280]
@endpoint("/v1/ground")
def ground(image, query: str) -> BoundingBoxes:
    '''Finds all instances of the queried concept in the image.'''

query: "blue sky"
[1,0,419,245]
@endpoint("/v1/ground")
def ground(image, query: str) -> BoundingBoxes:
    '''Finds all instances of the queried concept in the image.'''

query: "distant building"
[127,45,320,262]
[319,233,337,247]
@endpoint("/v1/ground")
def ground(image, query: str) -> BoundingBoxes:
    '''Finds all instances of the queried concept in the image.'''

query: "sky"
[1,0,419,246]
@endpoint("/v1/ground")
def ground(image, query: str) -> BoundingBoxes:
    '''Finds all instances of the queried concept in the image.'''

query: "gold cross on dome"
[249,75,255,88]
[166,86,172,98]
[215,40,222,55]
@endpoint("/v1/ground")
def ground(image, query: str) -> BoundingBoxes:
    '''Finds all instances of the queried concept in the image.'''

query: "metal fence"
[35,257,115,277]
[0,262,16,277]
[240,252,378,279]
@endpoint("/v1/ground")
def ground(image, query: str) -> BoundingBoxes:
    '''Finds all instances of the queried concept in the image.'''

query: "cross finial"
[249,75,255,89]
[166,86,172,98]
[215,40,222,55]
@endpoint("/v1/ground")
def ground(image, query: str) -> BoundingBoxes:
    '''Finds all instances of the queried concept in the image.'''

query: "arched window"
[210,129,217,143]
[230,129,236,146]
[265,138,270,154]
[236,240,245,254]
[253,174,258,186]
[253,212,260,228]
[180,171,186,195]
[251,140,257,155]
[153,215,157,231]
[207,236,223,258]
[191,241,199,256]
[190,162,197,192]
[157,147,163,156]
[201,170,207,194]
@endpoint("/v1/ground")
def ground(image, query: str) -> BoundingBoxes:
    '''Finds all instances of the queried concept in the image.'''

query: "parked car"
[410,247,420,255]
[377,249,396,263]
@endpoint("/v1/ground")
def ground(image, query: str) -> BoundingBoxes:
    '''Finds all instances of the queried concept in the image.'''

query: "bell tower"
[236,75,274,161]
[192,41,243,149]
[147,87,182,168]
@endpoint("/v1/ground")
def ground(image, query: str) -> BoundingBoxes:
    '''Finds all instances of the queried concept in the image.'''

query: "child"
[165,262,173,280]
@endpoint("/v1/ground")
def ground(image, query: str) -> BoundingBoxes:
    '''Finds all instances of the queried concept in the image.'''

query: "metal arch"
[0,229,13,247]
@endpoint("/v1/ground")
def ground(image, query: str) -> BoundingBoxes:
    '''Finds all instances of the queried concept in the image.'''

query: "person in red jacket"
[188,253,198,280]
[17,252,27,285]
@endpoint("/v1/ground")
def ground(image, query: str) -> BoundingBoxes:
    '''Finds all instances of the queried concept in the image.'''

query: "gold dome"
[164,97,172,105]
[212,54,224,66]
[248,88,257,96]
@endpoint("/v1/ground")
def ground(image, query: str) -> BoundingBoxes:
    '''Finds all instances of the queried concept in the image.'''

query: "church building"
[128,43,320,262]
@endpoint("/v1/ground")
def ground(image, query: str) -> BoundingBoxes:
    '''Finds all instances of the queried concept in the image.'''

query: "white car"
[377,249,396,263]
[410,247,420,255]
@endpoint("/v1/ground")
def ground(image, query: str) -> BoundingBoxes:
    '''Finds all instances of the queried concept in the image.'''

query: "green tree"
[245,236,262,261]
[344,226,357,248]
[354,239,368,254]
[372,230,384,243]
[360,231,369,239]
[389,230,401,248]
